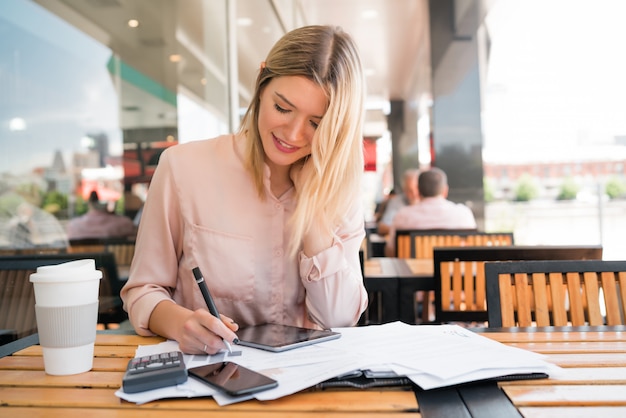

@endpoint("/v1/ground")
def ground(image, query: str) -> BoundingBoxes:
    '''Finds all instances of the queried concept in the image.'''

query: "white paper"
[115,322,558,405]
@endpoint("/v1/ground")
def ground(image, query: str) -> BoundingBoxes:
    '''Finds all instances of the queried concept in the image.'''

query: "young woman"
[121,25,368,354]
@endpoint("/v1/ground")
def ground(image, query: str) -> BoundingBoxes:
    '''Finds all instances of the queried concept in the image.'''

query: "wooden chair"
[0,252,127,344]
[394,230,514,324]
[432,245,603,324]
[395,229,514,259]
[485,259,626,327]
[68,237,135,277]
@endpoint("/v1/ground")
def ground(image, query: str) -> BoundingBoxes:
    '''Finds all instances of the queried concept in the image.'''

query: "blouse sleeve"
[121,150,184,336]
[298,202,368,328]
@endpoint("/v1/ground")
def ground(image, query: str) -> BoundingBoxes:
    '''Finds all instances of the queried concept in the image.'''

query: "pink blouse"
[121,135,367,335]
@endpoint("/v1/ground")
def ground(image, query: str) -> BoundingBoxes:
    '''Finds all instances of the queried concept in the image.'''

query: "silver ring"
[203,344,207,353]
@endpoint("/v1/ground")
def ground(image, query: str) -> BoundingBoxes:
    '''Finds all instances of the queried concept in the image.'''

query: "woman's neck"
[267,162,293,198]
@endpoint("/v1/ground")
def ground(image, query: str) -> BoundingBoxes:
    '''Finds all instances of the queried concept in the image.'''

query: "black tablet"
[236,323,341,352]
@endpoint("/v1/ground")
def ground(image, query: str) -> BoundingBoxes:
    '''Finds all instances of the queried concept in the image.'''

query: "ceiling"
[296,0,432,137]
[35,0,432,137]
[284,0,431,105]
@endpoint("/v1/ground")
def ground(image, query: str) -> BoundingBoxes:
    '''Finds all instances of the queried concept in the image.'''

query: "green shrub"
[605,177,626,199]
[74,195,89,215]
[41,190,68,214]
[514,174,539,202]
[557,177,579,200]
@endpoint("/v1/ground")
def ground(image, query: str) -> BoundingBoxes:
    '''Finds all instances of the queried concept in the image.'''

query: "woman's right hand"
[178,310,239,354]
[148,301,238,355]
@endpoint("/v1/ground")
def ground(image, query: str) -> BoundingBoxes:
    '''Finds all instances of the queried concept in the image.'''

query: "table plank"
[501,367,626,385]
[364,258,432,278]
[481,330,626,344]
[403,259,434,276]
[0,407,417,418]
[95,334,165,346]
[0,386,418,413]
[505,341,626,354]
[503,385,626,406]
[364,259,396,277]
[12,344,136,359]
[0,370,124,388]
[518,406,626,418]
[0,356,128,371]
[543,353,626,368]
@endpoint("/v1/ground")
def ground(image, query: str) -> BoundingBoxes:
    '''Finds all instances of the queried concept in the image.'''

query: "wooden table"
[363,257,434,324]
[0,327,626,418]
[480,326,626,418]
[0,332,419,417]
[0,327,625,417]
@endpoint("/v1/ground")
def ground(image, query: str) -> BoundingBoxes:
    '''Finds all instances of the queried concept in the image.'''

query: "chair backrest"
[485,259,626,327]
[0,252,126,343]
[69,237,136,268]
[0,247,67,256]
[395,229,514,259]
[433,245,604,324]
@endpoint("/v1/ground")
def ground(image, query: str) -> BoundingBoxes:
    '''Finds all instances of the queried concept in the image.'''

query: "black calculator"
[122,351,188,393]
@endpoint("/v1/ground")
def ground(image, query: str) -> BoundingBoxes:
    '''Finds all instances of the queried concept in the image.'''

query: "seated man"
[385,167,476,256]
[67,191,137,240]
[376,169,420,236]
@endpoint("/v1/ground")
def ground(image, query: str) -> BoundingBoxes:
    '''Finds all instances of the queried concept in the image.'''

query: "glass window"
[1,0,237,249]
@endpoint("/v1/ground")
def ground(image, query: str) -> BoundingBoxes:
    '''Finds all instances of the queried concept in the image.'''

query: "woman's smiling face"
[257,75,328,168]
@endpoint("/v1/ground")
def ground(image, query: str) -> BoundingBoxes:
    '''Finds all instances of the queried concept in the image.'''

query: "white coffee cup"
[30,259,102,375]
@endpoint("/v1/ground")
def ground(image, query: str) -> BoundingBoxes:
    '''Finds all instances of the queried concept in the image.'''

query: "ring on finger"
[203,344,208,353]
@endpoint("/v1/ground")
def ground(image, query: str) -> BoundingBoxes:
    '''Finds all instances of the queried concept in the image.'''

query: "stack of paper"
[116,322,559,405]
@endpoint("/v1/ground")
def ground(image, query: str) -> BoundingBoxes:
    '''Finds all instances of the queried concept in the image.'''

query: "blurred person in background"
[385,167,476,256]
[66,190,137,240]
[376,169,420,236]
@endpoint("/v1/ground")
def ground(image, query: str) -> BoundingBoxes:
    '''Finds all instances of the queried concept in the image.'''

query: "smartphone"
[188,362,278,396]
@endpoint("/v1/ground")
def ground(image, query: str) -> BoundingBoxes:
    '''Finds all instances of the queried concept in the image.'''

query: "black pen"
[192,266,234,354]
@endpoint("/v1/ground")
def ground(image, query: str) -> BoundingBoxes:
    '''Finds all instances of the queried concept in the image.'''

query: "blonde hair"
[238,25,365,258]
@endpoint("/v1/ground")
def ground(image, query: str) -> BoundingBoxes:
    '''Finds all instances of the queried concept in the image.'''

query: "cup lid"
[30,259,103,282]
